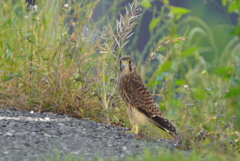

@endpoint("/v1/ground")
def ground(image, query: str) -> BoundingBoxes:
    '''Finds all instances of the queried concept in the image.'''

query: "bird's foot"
[125,125,139,134]
[126,124,135,133]
[125,130,134,133]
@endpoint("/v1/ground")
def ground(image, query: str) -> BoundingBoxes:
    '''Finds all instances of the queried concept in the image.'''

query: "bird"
[118,56,177,136]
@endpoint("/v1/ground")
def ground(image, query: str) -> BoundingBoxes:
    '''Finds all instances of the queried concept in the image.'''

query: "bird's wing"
[123,73,176,134]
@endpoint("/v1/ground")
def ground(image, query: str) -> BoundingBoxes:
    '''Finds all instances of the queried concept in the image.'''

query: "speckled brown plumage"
[118,56,177,135]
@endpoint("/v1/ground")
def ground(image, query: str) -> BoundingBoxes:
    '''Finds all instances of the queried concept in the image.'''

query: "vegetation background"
[0,0,239,160]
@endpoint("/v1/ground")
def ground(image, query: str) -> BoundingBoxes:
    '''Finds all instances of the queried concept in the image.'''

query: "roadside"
[0,107,179,160]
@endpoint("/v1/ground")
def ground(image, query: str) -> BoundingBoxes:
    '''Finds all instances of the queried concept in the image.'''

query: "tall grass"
[0,0,239,159]
[1,0,101,118]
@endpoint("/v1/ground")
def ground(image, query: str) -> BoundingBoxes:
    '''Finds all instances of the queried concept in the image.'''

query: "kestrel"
[118,56,177,136]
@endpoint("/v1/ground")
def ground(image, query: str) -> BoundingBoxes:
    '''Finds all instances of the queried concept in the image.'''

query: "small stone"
[5,132,14,137]
[44,117,50,121]
[43,133,52,137]
[122,146,127,151]
[120,154,125,158]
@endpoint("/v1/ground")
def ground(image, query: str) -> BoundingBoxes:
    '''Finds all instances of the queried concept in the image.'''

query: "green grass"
[46,148,239,161]
[0,0,240,160]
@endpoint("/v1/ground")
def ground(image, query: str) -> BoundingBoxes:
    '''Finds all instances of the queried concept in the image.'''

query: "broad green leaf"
[170,6,191,15]
[225,87,240,97]
[228,2,238,13]
[192,87,205,100]
[158,61,172,73]
[155,61,171,77]
[149,18,160,32]
[222,0,228,6]
[180,47,199,58]
[230,25,240,36]
[175,79,184,85]
[213,66,235,79]
[148,80,157,88]
[141,0,152,8]
[150,61,171,82]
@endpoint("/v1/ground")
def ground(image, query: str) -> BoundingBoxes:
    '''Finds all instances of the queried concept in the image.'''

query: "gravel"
[0,107,179,161]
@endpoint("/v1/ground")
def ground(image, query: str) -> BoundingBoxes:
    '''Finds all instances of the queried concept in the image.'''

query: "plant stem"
[102,60,110,124]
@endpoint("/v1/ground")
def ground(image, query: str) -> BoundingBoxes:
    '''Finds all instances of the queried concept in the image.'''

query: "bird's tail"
[152,115,177,136]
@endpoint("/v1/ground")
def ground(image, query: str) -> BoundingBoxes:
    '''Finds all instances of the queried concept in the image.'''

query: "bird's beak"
[121,63,126,69]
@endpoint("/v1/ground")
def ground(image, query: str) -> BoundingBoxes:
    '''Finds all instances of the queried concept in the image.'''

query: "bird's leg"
[130,124,135,133]
[134,125,139,134]
[126,124,135,133]
[126,124,140,134]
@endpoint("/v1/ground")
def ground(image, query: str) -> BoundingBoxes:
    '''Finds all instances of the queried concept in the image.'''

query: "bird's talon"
[125,130,134,133]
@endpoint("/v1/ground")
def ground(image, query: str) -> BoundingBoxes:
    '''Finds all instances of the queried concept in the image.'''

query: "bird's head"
[120,56,136,75]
